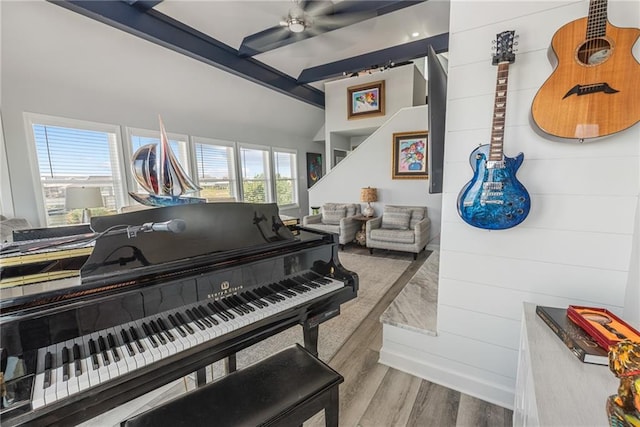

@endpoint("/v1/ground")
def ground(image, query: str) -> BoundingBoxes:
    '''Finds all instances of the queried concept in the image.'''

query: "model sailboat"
[129,116,204,207]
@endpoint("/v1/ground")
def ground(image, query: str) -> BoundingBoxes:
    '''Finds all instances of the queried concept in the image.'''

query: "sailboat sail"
[129,116,204,207]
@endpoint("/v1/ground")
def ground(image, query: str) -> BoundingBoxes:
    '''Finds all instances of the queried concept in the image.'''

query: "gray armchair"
[302,203,361,248]
[366,205,430,259]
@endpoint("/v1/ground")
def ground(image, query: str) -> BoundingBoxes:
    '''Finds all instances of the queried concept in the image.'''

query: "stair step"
[380,250,439,336]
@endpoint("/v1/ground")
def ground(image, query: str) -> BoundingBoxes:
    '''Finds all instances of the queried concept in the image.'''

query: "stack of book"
[536,305,609,365]
[536,305,640,365]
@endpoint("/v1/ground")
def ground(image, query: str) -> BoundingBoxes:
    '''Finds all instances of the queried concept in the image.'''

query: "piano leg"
[303,325,319,357]
[225,355,237,374]
[196,368,206,387]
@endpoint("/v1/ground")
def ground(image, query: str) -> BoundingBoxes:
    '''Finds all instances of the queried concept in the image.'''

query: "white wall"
[1,1,324,225]
[323,64,426,171]
[308,106,442,248]
[382,0,640,409]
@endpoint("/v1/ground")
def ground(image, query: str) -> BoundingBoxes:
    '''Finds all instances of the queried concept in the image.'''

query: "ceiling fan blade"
[239,0,426,57]
[311,10,373,31]
[239,26,306,57]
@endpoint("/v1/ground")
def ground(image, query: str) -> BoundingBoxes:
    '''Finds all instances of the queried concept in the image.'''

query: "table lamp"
[65,186,104,223]
[360,187,378,217]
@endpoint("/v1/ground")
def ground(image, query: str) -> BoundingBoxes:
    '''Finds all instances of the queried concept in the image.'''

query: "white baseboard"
[379,346,515,410]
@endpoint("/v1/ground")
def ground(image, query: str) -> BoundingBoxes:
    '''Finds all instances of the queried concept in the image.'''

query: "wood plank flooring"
[307,245,513,427]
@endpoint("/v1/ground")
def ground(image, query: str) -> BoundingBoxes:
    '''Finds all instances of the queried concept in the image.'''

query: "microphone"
[141,219,187,233]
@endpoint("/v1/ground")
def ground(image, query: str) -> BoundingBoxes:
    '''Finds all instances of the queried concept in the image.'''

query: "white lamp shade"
[65,186,104,210]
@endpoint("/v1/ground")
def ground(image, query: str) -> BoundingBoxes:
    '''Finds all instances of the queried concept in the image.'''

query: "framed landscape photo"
[392,131,428,179]
[347,80,385,119]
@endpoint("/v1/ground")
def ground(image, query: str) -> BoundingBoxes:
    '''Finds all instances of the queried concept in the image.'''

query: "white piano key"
[54,342,69,401]
[28,273,346,411]
[32,347,47,409]
[64,339,80,396]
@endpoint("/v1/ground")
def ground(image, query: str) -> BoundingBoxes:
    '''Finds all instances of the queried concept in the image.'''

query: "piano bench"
[121,344,344,427]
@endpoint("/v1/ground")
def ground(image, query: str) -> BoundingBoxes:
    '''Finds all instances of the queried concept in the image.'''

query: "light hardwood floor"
[307,245,513,427]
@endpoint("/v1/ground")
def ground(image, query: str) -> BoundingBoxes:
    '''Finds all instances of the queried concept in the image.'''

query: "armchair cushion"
[322,206,346,225]
[381,206,411,230]
[370,228,415,244]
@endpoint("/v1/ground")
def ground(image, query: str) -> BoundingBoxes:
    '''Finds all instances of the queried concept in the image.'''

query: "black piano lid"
[83,202,297,277]
[0,203,324,315]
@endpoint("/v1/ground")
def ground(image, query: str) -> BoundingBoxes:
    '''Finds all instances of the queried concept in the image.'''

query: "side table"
[352,214,377,246]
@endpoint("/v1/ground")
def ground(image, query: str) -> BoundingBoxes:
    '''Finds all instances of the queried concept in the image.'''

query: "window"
[26,114,126,226]
[126,127,191,195]
[193,137,237,201]
[239,145,271,203]
[273,149,297,206]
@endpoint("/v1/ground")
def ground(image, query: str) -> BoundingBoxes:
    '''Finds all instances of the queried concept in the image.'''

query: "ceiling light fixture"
[288,17,305,33]
[411,32,420,38]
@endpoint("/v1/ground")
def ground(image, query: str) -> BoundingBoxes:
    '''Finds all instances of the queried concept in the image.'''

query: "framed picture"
[306,152,323,188]
[347,80,385,119]
[392,131,429,179]
[333,149,348,166]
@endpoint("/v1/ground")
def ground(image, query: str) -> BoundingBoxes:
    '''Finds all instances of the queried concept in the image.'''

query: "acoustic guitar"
[457,31,531,230]
[531,0,640,140]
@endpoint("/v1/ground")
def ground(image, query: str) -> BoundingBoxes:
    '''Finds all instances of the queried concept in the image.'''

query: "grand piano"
[0,202,358,426]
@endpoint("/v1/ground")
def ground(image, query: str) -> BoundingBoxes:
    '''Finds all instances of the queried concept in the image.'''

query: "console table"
[514,303,618,426]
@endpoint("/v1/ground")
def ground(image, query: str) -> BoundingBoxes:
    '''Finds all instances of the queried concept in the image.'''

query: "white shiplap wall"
[381,0,640,409]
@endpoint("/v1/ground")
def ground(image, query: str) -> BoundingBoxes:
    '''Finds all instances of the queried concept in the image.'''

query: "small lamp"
[65,186,104,223]
[360,187,378,217]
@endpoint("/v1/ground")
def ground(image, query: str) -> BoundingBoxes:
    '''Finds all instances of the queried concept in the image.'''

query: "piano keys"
[0,202,358,426]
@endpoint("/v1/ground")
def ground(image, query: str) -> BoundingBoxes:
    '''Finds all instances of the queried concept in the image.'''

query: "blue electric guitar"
[457,30,530,230]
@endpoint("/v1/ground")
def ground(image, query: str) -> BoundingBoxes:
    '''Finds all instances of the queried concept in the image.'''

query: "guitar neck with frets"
[531,0,640,140]
[456,30,531,231]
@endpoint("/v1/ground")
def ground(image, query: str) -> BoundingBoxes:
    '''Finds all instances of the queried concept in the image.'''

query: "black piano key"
[256,286,281,303]
[73,343,82,376]
[270,283,295,298]
[197,305,219,325]
[129,327,146,353]
[168,314,187,337]
[244,291,268,307]
[43,352,52,389]
[262,285,285,302]
[280,280,302,295]
[220,299,243,316]
[98,336,110,365]
[192,307,212,328]
[149,320,167,345]
[232,296,252,313]
[208,302,229,321]
[107,333,121,362]
[157,318,175,341]
[88,339,99,370]
[120,329,136,357]
[213,301,235,319]
[175,312,195,334]
[61,346,70,381]
[141,323,159,348]
[186,309,206,330]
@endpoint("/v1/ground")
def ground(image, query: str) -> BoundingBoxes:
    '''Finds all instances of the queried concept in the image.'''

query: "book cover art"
[536,305,609,365]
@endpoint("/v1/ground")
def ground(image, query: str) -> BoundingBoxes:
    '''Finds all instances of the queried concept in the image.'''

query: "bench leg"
[324,387,340,427]
[303,325,319,357]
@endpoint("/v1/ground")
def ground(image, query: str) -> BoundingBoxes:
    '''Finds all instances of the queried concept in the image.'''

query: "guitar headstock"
[492,30,517,65]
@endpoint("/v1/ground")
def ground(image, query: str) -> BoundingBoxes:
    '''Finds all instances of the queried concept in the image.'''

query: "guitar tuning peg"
[491,40,496,44]
[513,41,519,46]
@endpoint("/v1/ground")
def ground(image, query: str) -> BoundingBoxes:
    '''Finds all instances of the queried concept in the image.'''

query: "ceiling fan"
[238,0,425,57]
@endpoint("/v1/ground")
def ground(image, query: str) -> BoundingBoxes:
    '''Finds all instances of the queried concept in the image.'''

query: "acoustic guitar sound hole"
[577,38,612,65]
